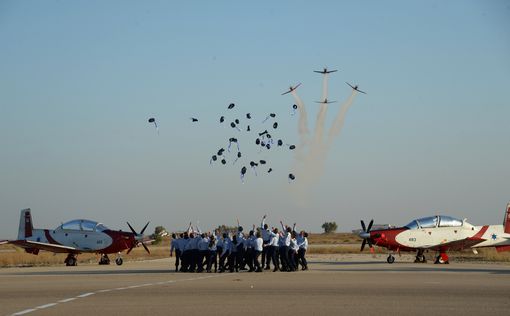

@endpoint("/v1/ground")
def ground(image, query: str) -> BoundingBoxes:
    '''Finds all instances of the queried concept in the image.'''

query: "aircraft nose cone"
[359,232,370,239]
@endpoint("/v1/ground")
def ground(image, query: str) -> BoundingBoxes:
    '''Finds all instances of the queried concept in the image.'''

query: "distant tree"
[321,222,338,234]
[216,224,238,235]
[151,225,167,245]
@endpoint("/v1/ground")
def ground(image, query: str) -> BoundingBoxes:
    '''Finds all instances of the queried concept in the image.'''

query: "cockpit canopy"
[404,215,463,230]
[57,219,109,232]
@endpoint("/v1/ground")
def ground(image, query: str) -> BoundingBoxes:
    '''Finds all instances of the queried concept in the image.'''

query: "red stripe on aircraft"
[469,225,489,240]
[24,212,33,238]
[44,230,63,245]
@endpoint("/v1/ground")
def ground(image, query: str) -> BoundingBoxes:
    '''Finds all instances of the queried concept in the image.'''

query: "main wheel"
[66,257,77,266]
[115,258,123,266]
[387,255,395,264]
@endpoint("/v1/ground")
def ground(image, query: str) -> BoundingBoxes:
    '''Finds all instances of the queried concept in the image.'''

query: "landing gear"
[99,254,110,265]
[65,254,78,266]
[414,250,427,263]
[434,252,449,264]
[387,255,395,264]
[115,252,123,266]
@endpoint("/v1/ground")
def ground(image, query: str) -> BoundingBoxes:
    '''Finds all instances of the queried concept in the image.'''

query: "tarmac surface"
[1,255,510,316]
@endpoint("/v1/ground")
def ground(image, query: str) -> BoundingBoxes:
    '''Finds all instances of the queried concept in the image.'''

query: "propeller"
[126,221,151,254]
[359,219,374,253]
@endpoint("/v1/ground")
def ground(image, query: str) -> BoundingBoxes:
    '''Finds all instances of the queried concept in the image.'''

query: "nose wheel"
[386,255,395,264]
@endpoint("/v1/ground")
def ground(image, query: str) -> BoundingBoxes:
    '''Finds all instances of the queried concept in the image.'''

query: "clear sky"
[1,0,509,238]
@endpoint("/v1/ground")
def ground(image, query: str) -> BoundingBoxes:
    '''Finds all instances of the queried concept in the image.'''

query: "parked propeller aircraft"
[0,209,151,266]
[358,203,510,264]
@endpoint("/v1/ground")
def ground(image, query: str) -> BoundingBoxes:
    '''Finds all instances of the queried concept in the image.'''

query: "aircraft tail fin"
[504,202,510,234]
[18,209,33,239]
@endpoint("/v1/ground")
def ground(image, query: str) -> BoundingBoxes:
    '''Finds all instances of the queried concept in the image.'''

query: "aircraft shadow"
[313,261,510,275]
[10,269,179,276]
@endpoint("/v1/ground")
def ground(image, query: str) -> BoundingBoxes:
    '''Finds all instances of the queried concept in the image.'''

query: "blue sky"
[1,1,509,237]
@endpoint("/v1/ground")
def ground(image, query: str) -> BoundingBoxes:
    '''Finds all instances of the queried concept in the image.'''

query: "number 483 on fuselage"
[358,202,510,264]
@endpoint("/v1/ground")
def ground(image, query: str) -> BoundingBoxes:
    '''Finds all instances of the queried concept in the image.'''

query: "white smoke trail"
[321,73,328,102]
[326,90,357,147]
[291,90,309,147]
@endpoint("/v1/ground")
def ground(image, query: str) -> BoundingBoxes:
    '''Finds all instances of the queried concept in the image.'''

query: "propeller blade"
[368,239,373,248]
[140,221,150,235]
[360,220,366,232]
[360,239,366,252]
[367,219,374,232]
[127,246,134,255]
[127,222,137,235]
[141,242,150,254]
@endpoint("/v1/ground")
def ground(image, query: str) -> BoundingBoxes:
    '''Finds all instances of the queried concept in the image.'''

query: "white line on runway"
[36,303,57,309]
[9,273,227,316]
[11,309,36,316]
[76,292,95,298]
[58,298,77,303]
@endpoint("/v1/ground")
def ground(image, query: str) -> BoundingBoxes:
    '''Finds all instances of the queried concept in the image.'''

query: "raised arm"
[261,214,267,229]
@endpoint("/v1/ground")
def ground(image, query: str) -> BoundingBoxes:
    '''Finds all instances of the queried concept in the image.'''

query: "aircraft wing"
[427,237,487,252]
[357,89,367,94]
[281,90,292,96]
[9,240,80,254]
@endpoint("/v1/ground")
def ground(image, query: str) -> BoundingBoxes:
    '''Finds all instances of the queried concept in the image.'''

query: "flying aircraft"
[313,68,338,74]
[357,203,510,264]
[281,83,302,95]
[315,99,336,104]
[0,209,151,266]
[346,82,367,94]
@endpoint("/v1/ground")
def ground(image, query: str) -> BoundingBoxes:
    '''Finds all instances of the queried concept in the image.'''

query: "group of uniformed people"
[170,215,309,273]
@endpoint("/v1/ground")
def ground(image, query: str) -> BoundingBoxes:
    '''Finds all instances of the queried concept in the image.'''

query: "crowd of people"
[169,215,309,273]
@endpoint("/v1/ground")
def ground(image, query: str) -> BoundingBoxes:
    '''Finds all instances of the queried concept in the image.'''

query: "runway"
[1,255,509,316]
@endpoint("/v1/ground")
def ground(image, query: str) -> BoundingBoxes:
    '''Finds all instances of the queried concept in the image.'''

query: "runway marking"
[76,292,95,298]
[9,273,227,316]
[36,303,57,309]
[11,309,36,315]
[58,298,77,303]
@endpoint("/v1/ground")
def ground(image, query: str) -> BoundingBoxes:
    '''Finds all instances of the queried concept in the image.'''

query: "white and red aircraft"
[358,203,510,264]
[0,209,151,266]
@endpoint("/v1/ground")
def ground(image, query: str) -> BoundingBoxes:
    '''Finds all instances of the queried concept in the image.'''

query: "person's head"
[291,231,297,238]
[210,235,215,241]
[300,231,305,237]
[233,235,237,244]
[171,233,176,239]
[256,231,261,238]
[179,233,184,238]
[223,232,228,239]
[273,228,278,233]
[238,226,243,232]
[286,226,292,233]
[190,233,194,238]
[184,232,189,239]
[263,223,268,230]
[304,232,308,238]
[249,230,254,236]
[201,233,206,238]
